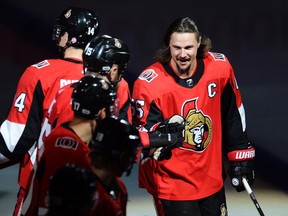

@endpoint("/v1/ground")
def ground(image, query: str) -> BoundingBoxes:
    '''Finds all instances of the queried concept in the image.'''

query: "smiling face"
[169,32,200,77]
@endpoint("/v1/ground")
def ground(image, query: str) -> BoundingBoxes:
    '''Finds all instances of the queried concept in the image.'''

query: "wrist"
[228,147,255,161]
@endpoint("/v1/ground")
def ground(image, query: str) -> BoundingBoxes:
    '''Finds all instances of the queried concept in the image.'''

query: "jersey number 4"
[14,93,26,112]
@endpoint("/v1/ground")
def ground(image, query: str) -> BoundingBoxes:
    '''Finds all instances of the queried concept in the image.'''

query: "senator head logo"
[182,108,212,151]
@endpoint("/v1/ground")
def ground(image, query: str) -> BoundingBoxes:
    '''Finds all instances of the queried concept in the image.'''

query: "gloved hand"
[227,147,255,192]
[149,115,185,161]
[228,160,255,192]
[157,114,185,136]
[152,146,172,161]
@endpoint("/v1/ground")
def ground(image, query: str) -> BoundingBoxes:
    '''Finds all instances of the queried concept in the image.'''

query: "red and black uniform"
[48,77,132,129]
[132,52,250,204]
[88,176,128,216]
[21,122,91,216]
[0,58,83,215]
[48,83,76,129]
[116,78,132,123]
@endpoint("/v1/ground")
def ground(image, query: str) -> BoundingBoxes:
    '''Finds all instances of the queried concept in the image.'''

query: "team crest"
[55,137,79,150]
[114,39,122,48]
[65,9,72,18]
[182,99,212,152]
[208,52,226,61]
[139,69,158,82]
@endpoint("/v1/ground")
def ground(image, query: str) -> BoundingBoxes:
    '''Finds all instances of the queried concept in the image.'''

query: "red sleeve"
[23,126,91,214]
[116,78,132,123]
[0,65,44,161]
[48,85,74,128]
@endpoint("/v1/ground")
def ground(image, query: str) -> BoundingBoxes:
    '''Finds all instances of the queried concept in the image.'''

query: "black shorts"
[153,186,228,216]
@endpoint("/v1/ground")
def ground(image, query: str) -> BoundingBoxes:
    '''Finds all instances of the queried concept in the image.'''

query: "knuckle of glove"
[157,115,185,134]
[228,161,255,192]
[169,132,184,147]
[157,119,171,133]
[231,177,245,192]
[157,122,184,133]
[228,167,245,192]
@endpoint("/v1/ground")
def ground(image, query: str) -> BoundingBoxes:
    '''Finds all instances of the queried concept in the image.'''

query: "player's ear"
[59,32,69,47]
[98,108,106,120]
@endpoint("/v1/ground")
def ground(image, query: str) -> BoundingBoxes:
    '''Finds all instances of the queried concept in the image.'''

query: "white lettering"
[235,150,255,159]
[208,82,217,98]
[60,79,79,88]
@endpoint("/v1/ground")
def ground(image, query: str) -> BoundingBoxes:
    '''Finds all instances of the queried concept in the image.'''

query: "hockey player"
[21,75,116,215]
[82,34,131,122]
[88,117,141,215]
[0,7,100,215]
[47,34,131,131]
[132,17,255,216]
[46,164,97,216]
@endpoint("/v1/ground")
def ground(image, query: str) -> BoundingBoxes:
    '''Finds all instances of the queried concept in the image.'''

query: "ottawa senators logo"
[55,137,79,150]
[139,69,158,82]
[181,99,212,152]
[64,9,72,18]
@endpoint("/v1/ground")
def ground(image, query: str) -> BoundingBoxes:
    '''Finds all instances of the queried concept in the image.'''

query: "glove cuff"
[228,147,255,161]
[148,131,178,148]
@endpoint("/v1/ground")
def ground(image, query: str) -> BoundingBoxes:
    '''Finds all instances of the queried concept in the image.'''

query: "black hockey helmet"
[52,7,100,49]
[71,76,116,119]
[83,35,130,78]
[48,164,97,215]
[89,117,140,176]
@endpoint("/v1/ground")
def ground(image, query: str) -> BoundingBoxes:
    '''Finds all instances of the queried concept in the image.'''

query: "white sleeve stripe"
[238,103,246,132]
[0,120,25,152]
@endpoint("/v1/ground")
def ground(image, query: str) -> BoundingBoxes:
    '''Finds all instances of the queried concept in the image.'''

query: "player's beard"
[176,62,191,75]
[174,56,192,75]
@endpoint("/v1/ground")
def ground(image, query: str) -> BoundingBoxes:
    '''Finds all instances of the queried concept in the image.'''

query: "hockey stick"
[242,177,265,216]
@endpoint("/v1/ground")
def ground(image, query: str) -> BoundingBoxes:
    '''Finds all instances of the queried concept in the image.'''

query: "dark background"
[0,1,287,190]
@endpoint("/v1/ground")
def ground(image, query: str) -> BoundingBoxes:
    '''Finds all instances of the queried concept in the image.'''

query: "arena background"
[0,0,287,215]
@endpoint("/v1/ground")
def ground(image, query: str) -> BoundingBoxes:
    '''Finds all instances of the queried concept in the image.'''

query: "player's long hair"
[156,17,212,64]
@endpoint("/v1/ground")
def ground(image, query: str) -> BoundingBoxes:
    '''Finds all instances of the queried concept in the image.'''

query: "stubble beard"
[177,63,191,75]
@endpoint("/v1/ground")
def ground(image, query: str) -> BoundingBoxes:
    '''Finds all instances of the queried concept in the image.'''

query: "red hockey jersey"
[47,77,132,129]
[21,123,91,215]
[0,58,83,189]
[132,52,249,200]
[88,177,128,216]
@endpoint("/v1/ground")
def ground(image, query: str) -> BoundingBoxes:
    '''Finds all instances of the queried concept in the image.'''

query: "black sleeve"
[221,82,250,152]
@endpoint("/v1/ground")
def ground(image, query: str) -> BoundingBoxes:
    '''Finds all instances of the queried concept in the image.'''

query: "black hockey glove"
[227,147,255,192]
[149,115,185,161]
[228,160,255,192]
